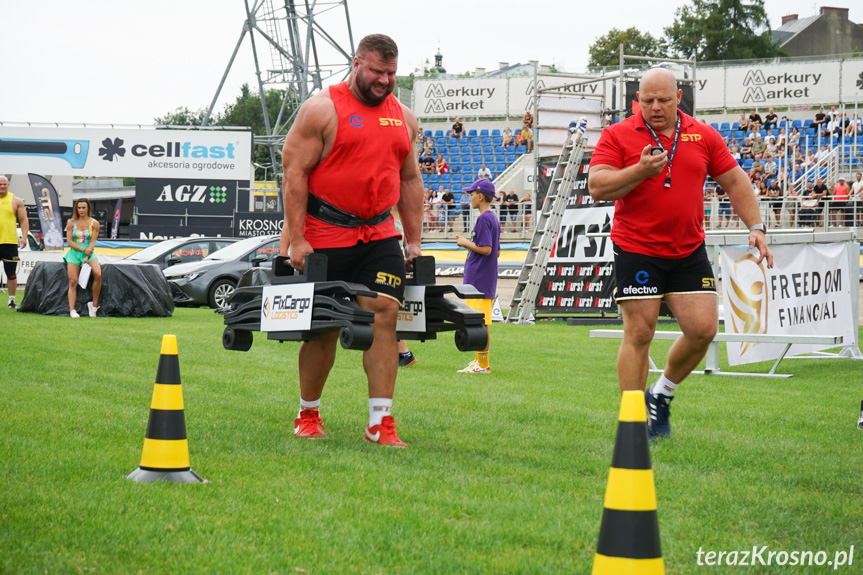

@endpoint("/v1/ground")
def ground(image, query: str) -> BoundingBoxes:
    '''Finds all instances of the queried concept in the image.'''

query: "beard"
[354,73,392,107]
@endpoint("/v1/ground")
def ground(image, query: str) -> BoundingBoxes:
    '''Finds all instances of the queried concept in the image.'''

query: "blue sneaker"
[646,390,673,441]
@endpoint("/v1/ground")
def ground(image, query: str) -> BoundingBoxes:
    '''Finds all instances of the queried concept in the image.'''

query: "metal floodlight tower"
[203,0,355,178]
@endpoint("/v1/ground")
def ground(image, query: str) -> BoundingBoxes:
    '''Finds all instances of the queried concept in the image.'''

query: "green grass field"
[2,300,862,574]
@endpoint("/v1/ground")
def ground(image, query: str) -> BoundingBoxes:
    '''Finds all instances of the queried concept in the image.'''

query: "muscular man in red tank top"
[281,34,424,447]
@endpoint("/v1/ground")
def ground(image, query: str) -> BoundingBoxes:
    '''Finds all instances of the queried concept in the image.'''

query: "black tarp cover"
[19,262,174,317]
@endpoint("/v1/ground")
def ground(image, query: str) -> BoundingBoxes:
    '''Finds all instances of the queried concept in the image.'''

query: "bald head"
[639,68,677,93]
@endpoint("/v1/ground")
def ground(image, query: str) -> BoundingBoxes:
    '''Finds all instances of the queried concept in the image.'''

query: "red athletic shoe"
[364,415,407,447]
[294,409,327,438]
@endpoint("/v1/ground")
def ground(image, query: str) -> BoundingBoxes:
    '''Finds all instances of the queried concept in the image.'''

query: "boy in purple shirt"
[455,179,500,373]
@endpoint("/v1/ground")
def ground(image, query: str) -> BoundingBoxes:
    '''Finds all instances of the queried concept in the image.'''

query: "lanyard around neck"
[643,112,681,188]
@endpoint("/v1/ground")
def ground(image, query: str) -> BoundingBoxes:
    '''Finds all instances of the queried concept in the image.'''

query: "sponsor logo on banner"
[721,243,855,366]
[0,126,252,180]
[396,286,426,332]
[233,213,284,237]
[136,178,237,216]
[261,283,314,332]
[741,69,820,103]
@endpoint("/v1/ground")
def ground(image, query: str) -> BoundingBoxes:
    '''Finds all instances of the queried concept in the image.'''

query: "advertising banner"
[28,174,64,250]
[128,222,234,241]
[0,127,252,180]
[414,79,509,118]
[135,178,239,216]
[534,153,617,315]
[720,242,855,366]
[233,212,284,238]
[721,61,840,109]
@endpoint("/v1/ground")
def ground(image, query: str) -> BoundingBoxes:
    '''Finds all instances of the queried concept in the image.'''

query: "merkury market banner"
[0,126,252,180]
[720,243,855,366]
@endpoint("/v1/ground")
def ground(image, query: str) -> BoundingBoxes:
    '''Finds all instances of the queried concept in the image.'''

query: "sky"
[1,0,860,126]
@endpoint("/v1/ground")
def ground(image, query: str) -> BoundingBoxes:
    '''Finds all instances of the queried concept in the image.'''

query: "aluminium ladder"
[505,118,589,324]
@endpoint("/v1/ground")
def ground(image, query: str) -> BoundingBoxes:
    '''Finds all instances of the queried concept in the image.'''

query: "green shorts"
[64,249,97,266]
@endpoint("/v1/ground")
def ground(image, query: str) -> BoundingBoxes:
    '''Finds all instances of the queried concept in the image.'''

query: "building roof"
[772,14,820,46]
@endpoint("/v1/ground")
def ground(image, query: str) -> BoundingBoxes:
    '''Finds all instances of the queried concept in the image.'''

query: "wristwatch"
[748,223,766,233]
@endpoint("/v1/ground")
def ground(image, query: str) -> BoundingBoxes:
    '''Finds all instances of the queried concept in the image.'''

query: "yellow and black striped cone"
[592,390,663,574]
[127,335,207,484]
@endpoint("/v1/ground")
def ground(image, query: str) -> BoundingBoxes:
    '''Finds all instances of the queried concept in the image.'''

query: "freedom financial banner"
[720,243,856,366]
[0,126,252,180]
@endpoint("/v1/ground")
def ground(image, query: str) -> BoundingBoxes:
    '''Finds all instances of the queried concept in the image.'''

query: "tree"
[587,27,669,70]
[664,0,785,61]
[153,106,207,126]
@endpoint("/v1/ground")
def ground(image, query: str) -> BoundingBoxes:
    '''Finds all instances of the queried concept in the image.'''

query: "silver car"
[163,235,280,308]
[118,236,238,270]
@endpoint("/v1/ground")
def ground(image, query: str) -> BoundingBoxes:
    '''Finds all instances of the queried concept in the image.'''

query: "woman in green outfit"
[64,198,102,317]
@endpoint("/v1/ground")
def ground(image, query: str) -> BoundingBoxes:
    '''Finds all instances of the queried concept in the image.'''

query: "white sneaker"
[457,359,491,373]
[70,309,80,318]
[87,302,99,317]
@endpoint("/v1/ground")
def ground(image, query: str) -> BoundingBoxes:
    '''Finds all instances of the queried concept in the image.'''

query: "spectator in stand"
[763,154,778,181]
[428,189,442,231]
[765,136,779,158]
[815,144,830,163]
[737,112,748,131]
[799,181,822,226]
[435,153,448,175]
[831,177,849,227]
[824,114,845,139]
[811,106,828,131]
[423,135,436,156]
[846,114,862,136]
[763,108,778,130]
[522,110,534,130]
[754,179,768,202]
[503,189,519,232]
[851,172,863,226]
[519,191,532,231]
[451,117,464,141]
[440,187,455,231]
[788,126,800,147]
[747,109,763,131]
[740,137,753,159]
[751,133,766,156]
[477,163,492,180]
[805,148,817,168]
[784,179,800,227]
[415,130,424,147]
[420,153,436,175]
[827,104,839,122]
[730,145,741,162]
[749,154,765,182]
[766,178,782,226]
[502,127,513,151]
[775,127,787,148]
[790,145,804,169]
[521,126,534,153]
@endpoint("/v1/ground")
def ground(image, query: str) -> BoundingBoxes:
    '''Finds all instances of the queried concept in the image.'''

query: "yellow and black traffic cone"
[592,390,663,574]
[127,335,207,484]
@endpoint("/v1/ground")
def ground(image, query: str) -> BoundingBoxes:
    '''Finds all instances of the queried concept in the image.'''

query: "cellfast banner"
[720,243,855,366]
[0,127,252,180]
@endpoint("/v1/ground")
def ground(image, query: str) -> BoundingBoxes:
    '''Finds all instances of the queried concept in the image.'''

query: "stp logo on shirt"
[379,118,403,127]
[680,134,703,142]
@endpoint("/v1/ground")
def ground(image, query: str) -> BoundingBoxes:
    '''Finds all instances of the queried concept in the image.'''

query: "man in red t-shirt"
[281,34,424,447]
[588,67,772,441]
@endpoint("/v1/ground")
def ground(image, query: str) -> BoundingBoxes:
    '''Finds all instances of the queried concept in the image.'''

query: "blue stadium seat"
[440,174,451,183]
[463,174,473,183]
[481,137,492,145]
[710,123,719,130]
[430,183,439,191]
[483,154,494,164]
[516,145,526,154]
[461,155,472,164]
[483,145,494,154]
[421,174,429,183]
[506,154,516,163]
[791,119,802,129]
[720,122,731,131]
[492,137,503,146]
[469,137,480,145]
[734,130,744,139]
[494,164,506,173]
[480,129,489,137]
[460,145,471,155]
[435,137,446,146]
[429,174,440,183]
[473,155,484,163]
[493,145,505,154]
[803,119,813,127]
[743,159,754,170]
[424,130,432,137]
[495,154,505,163]
[471,146,482,154]
[434,130,444,137]
[448,138,458,146]
[491,129,501,137]
[468,129,478,138]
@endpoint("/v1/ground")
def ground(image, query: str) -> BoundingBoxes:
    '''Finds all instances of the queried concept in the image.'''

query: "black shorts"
[314,237,405,304]
[0,243,19,262]
[613,242,716,302]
